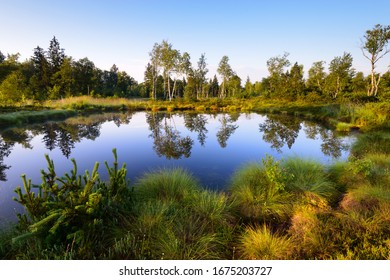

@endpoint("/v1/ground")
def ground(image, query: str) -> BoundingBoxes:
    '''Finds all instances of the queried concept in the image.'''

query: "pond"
[0,111,355,226]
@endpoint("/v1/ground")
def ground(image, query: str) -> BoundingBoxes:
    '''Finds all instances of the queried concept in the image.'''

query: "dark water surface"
[0,112,355,226]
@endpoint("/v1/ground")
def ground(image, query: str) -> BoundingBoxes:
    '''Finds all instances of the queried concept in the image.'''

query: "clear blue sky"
[1,0,389,83]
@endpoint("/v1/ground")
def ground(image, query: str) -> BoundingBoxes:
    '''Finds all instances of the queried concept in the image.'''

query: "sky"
[1,0,389,83]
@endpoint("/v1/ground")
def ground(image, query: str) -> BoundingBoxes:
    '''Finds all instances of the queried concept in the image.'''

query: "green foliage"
[131,168,235,259]
[217,55,234,99]
[134,168,199,202]
[12,149,131,258]
[230,158,292,223]
[0,71,27,104]
[351,132,390,157]
[282,157,338,202]
[325,52,354,99]
[262,155,288,192]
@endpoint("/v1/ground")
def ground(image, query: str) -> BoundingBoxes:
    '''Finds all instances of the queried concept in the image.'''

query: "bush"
[12,149,131,259]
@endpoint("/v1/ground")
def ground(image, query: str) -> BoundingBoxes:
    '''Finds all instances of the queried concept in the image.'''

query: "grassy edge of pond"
[1,96,389,132]
[0,130,389,260]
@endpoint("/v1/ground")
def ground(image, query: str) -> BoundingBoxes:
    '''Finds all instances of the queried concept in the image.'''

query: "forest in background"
[1,24,389,105]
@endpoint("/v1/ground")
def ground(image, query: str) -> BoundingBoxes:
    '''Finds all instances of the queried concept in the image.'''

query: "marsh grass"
[238,225,294,260]
[134,168,200,203]
[130,168,235,259]
[350,132,390,157]
[46,96,146,111]
[336,121,354,132]
[282,157,339,204]
[1,112,390,260]
[229,162,292,224]
[0,109,76,129]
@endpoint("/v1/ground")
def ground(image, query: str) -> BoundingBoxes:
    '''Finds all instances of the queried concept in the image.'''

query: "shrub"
[12,149,131,259]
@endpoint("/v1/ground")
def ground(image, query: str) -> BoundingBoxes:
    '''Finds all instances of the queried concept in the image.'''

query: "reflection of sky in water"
[0,112,354,226]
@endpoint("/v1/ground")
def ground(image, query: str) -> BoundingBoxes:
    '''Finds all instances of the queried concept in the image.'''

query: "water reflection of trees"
[146,113,193,159]
[0,137,14,181]
[259,114,301,152]
[0,113,133,180]
[217,114,239,148]
[0,129,33,181]
[259,114,348,158]
[303,121,349,158]
[183,113,208,146]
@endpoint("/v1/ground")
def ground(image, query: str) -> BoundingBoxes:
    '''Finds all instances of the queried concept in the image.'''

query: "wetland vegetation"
[0,24,389,259]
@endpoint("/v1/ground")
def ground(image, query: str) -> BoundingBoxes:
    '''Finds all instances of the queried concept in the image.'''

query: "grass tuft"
[134,168,200,203]
[282,157,338,203]
[238,225,294,260]
[229,162,292,223]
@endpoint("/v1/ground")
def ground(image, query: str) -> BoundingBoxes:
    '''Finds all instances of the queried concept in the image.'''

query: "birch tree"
[148,43,162,100]
[217,55,233,99]
[361,24,390,97]
[325,52,354,99]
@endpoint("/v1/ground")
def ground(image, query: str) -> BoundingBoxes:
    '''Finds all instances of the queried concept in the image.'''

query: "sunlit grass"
[282,157,339,203]
[350,132,390,157]
[130,168,235,259]
[229,163,292,223]
[238,225,294,260]
[134,168,200,203]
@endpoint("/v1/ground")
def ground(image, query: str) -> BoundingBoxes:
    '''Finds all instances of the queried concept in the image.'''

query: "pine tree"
[47,36,65,75]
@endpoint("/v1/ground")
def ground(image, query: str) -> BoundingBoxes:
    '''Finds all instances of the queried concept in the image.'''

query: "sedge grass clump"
[131,169,235,259]
[282,157,338,205]
[288,206,334,259]
[134,168,200,203]
[229,156,292,223]
[350,132,390,158]
[354,102,390,130]
[238,225,294,260]
[130,197,232,259]
[190,190,234,229]
[155,217,225,260]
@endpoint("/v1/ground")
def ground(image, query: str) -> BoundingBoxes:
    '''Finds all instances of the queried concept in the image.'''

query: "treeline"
[144,47,388,102]
[144,24,390,102]
[0,24,389,104]
[0,37,143,104]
